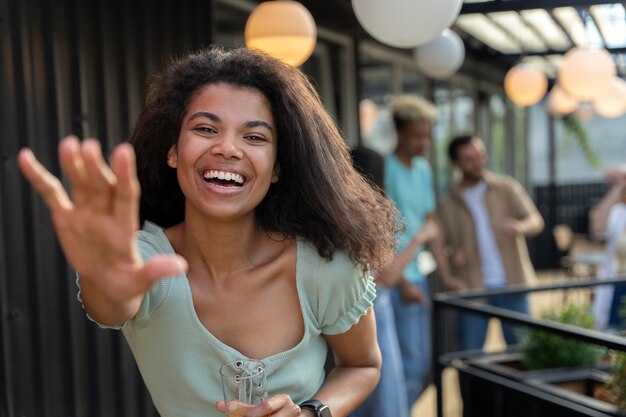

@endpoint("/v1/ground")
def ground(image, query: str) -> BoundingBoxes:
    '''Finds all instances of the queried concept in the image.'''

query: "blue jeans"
[390,280,431,411]
[350,288,409,417]
[457,293,529,351]
[609,283,626,327]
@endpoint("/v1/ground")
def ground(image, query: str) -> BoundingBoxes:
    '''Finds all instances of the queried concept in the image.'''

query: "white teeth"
[202,170,245,184]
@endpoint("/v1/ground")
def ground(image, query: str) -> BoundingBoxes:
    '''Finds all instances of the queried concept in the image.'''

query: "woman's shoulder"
[297,238,363,277]
[296,238,375,334]
[136,221,175,256]
[296,238,370,304]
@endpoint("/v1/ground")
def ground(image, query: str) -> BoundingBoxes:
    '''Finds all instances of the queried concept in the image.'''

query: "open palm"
[18,136,186,324]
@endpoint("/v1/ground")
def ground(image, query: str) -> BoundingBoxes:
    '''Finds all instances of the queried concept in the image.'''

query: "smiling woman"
[17,46,400,417]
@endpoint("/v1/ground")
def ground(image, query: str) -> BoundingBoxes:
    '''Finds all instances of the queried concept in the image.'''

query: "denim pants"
[390,280,431,411]
[350,287,409,417]
[457,292,529,351]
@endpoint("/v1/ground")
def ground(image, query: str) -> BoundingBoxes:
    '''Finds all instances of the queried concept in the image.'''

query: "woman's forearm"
[312,363,380,417]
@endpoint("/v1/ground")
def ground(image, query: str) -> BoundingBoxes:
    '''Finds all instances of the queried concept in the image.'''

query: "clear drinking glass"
[220,359,268,417]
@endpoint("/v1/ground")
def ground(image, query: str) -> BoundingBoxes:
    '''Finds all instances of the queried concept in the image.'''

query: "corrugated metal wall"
[1,0,215,415]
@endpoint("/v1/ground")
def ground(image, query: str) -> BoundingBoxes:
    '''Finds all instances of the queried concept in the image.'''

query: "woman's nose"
[211,133,243,159]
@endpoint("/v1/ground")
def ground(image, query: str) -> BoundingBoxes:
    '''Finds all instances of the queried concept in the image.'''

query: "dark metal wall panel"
[1,0,214,415]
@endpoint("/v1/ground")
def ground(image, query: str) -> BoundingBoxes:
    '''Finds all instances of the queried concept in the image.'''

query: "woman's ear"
[167,145,178,168]
[271,164,280,183]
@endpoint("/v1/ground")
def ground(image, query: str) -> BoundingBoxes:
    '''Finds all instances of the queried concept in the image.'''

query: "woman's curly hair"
[129,46,400,270]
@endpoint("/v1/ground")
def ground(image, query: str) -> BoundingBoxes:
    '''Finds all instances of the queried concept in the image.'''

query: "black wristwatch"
[300,399,332,417]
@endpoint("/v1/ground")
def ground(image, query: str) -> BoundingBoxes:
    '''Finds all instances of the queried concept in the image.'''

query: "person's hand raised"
[18,136,187,325]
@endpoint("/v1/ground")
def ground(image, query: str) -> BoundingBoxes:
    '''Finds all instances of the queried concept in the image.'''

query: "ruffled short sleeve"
[314,250,376,335]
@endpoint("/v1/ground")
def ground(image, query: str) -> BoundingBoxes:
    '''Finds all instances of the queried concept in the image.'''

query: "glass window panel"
[489,11,546,52]
[553,7,589,47]
[430,87,476,194]
[433,88,453,195]
[457,14,522,54]
[590,4,626,48]
[490,95,506,174]
[521,9,571,51]
[359,56,395,155]
[521,56,558,79]
[451,88,475,134]
[401,67,421,95]
[514,105,528,186]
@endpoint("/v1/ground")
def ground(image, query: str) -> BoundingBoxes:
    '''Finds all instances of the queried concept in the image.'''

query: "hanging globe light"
[351,0,463,48]
[414,29,465,79]
[558,47,616,101]
[593,77,626,118]
[504,64,548,107]
[547,85,578,116]
[245,1,316,67]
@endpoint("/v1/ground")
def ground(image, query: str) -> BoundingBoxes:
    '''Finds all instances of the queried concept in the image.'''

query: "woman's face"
[396,119,432,158]
[167,83,278,222]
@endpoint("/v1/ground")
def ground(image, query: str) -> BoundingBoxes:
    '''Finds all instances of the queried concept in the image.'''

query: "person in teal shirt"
[383,95,461,412]
[17,46,401,417]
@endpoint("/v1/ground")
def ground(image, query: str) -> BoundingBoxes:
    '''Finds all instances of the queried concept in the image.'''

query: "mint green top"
[79,222,376,417]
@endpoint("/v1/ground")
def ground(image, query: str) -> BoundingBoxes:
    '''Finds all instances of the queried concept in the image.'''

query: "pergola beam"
[461,0,621,14]
[499,45,626,59]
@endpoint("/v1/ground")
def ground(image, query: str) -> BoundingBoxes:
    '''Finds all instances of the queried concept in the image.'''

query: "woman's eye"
[196,127,216,134]
[246,135,267,143]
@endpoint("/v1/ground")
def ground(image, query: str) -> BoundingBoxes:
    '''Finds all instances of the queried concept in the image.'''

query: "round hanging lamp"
[504,64,548,107]
[593,77,626,118]
[245,1,316,67]
[547,85,578,116]
[414,29,465,79]
[558,47,616,101]
[351,0,463,48]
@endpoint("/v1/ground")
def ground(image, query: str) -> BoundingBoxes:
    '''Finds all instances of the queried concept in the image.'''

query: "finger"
[215,401,226,413]
[246,394,299,417]
[18,148,73,211]
[136,255,188,286]
[111,143,140,231]
[81,139,117,213]
[58,136,89,207]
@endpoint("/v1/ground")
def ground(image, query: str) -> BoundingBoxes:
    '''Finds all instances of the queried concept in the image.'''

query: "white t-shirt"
[592,203,626,329]
[461,181,507,288]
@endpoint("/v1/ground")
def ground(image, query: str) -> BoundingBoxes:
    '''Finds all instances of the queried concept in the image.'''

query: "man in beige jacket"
[438,134,544,350]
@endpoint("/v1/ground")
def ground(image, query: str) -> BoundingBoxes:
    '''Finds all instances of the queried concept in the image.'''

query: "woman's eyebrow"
[189,111,221,122]
[245,120,274,133]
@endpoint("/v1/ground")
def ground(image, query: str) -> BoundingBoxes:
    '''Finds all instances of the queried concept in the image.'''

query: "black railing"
[433,276,626,417]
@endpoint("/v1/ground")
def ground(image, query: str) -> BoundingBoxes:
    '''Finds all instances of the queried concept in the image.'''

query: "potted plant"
[468,303,606,380]
[459,303,615,417]
[521,303,605,370]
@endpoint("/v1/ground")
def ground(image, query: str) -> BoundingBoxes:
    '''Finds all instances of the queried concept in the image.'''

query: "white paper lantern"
[245,1,316,67]
[558,47,616,101]
[547,85,578,116]
[593,77,626,118]
[414,29,465,79]
[504,64,548,107]
[351,0,463,48]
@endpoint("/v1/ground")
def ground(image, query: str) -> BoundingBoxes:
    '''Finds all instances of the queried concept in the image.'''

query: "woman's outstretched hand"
[18,136,187,325]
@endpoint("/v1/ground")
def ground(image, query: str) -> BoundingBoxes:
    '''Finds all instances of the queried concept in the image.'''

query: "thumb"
[138,255,188,284]
[215,401,226,412]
